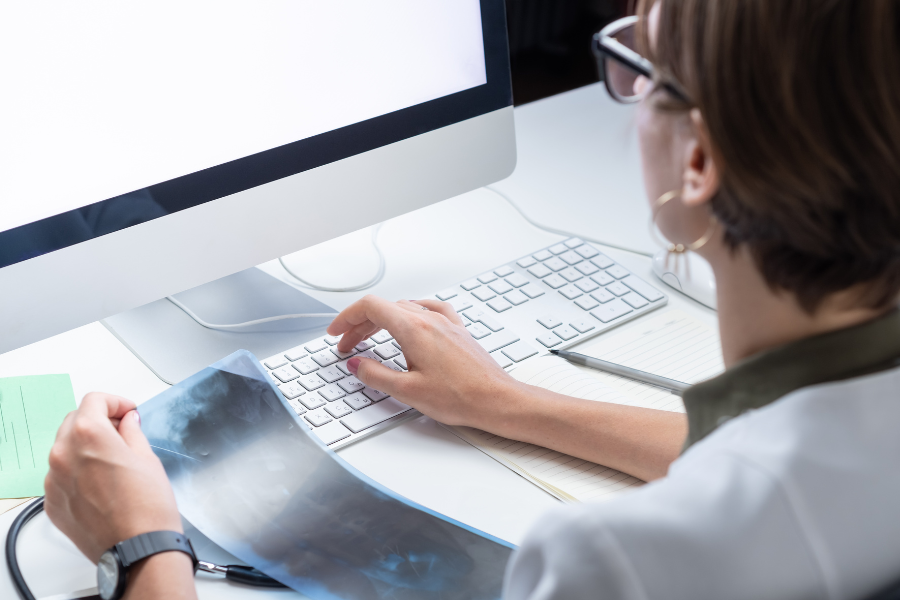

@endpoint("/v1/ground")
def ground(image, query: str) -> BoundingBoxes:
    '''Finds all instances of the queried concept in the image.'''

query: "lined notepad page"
[449,310,724,503]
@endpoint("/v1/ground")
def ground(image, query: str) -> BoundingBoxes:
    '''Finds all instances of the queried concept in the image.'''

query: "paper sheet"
[0,374,76,499]
[449,310,724,503]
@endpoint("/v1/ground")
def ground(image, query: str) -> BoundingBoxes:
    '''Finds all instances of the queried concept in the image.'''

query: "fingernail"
[133,411,141,424]
[347,357,361,375]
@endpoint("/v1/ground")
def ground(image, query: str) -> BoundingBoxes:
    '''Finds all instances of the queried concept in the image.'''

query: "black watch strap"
[115,531,198,571]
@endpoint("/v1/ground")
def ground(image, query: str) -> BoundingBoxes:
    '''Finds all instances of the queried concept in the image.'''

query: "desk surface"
[0,84,716,600]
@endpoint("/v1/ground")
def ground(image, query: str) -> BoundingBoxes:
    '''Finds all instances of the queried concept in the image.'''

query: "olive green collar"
[682,307,900,449]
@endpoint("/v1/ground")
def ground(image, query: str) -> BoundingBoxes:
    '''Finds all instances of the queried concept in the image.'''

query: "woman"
[45,0,900,598]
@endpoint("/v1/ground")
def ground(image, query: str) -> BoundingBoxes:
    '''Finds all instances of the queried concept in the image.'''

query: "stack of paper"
[449,310,724,503]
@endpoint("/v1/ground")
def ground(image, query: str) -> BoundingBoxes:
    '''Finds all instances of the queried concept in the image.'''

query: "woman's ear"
[682,108,721,207]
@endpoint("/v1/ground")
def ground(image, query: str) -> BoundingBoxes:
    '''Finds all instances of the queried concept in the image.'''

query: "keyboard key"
[371,330,393,344]
[338,376,365,394]
[549,243,568,255]
[272,366,300,383]
[592,254,615,269]
[554,326,579,341]
[448,295,474,312]
[374,344,401,360]
[591,272,615,286]
[575,262,600,276]
[468,323,492,339]
[558,285,583,300]
[312,350,339,367]
[392,340,402,349]
[300,394,326,410]
[622,292,650,309]
[479,330,520,353]
[355,339,375,352]
[319,384,346,402]
[460,279,481,291]
[576,244,600,259]
[592,290,615,304]
[517,256,537,268]
[494,265,514,277]
[305,412,332,427]
[344,392,372,411]
[341,397,412,433]
[607,265,630,279]
[362,387,390,402]
[478,272,498,284]
[559,250,583,265]
[336,360,354,376]
[305,340,328,354]
[506,273,529,288]
[487,298,512,313]
[502,341,539,363]
[317,367,345,383]
[533,249,552,261]
[324,335,341,346]
[607,282,630,296]
[492,351,514,369]
[544,257,567,272]
[521,284,545,299]
[536,333,561,348]
[288,400,306,416]
[559,267,583,282]
[313,419,352,445]
[565,238,584,249]
[570,319,596,334]
[591,299,633,323]
[292,358,319,375]
[575,296,600,310]
[480,316,505,331]
[473,288,497,302]
[463,308,487,322]
[278,381,306,399]
[263,354,289,370]
[576,279,600,293]
[326,402,353,419]
[395,355,408,370]
[543,274,567,289]
[382,360,404,372]
[538,315,562,329]
[622,275,665,302]
[527,264,552,278]
[489,280,514,295]
[331,347,356,360]
[505,290,529,306]
[285,346,310,362]
[436,288,458,301]
[298,374,326,391]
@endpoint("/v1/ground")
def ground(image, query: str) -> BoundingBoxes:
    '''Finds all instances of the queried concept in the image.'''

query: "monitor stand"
[103,268,337,385]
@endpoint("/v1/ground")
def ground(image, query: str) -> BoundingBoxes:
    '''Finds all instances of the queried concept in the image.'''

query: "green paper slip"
[0,375,76,499]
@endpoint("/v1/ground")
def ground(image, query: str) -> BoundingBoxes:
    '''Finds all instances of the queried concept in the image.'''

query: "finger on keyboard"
[353,354,408,399]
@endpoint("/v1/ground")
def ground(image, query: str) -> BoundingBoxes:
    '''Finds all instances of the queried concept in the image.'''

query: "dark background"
[505,0,631,105]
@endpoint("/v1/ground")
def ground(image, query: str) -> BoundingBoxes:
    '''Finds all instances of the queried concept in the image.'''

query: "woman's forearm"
[124,552,197,600]
[485,381,687,482]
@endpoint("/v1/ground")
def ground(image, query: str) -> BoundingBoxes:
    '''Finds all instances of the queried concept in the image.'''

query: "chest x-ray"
[138,350,513,600]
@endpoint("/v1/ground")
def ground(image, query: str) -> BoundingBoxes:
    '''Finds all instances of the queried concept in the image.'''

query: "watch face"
[97,551,121,600]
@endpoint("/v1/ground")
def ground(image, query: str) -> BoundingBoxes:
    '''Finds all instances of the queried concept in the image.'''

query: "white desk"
[0,84,716,600]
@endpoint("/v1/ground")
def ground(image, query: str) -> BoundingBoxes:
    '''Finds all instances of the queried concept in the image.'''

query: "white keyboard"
[260,238,667,450]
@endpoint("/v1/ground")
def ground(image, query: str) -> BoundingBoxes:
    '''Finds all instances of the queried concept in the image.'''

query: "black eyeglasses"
[592,16,690,105]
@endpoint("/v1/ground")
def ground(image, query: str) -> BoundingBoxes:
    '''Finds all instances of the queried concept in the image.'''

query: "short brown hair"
[638,0,900,312]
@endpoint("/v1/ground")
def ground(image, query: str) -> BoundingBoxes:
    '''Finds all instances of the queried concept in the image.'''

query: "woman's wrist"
[123,551,197,600]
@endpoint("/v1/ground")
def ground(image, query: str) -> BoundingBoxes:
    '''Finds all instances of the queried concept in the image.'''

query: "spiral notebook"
[448,310,724,503]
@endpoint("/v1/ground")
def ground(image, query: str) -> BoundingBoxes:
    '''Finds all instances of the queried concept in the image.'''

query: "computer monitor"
[0,0,515,355]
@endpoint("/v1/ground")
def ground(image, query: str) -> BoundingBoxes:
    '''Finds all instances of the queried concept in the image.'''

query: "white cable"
[484,185,653,258]
[166,295,337,332]
[279,222,387,292]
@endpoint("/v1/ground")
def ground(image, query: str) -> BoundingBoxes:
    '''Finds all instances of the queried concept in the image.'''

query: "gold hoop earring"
[648,190,717,254]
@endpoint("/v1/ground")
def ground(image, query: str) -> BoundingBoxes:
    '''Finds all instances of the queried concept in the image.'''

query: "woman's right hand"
[327,295,522,428]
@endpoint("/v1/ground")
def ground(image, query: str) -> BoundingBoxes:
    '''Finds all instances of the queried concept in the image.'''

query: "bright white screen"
[0,1,486,233]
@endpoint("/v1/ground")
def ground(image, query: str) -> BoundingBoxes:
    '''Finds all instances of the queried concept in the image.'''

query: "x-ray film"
[138,350,513,600]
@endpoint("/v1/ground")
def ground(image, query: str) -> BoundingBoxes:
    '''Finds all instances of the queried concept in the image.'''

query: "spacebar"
[341,397,412,433]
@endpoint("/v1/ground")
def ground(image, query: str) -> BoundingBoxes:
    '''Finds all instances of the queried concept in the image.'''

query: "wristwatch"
[97,531,198,600]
